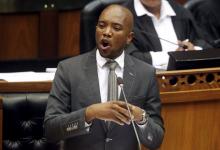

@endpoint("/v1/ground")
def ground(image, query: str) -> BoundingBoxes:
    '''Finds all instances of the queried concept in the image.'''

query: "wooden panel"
[39,11,58,58]
[0,10,80,62]
[0,0,88,62]
[0,14,39,60]
[58,10,80,58]
[0,81,52,93]
[161,99,220,150]
[161,89,220,103]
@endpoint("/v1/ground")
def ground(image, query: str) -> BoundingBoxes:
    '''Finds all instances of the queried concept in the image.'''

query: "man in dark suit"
[124,0,211,70]
[44,4,164,150]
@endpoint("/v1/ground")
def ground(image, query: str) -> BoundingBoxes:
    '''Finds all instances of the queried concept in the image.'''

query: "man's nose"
[103,27,112,37]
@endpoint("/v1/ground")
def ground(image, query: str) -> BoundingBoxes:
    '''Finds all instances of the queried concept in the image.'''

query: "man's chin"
[98,48,110,56]
[99,51,110,58]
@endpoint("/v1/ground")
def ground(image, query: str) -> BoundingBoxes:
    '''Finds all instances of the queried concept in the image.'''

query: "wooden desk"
[157,67,220,150]
[1,67,220,150]
[0,81,52,93]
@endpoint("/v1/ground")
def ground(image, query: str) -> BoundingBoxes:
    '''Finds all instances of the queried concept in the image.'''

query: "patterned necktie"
[107,60,118,101]
[106,60,118,130]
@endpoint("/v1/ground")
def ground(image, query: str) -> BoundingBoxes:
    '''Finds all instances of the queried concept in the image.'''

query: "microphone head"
[117,77,124,85]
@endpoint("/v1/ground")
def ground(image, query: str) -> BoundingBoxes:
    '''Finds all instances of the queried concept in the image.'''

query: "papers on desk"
[46,68,57,73]
[0,72,55,82]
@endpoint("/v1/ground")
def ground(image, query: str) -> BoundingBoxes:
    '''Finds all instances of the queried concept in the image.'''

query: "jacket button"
[105,138,112,143]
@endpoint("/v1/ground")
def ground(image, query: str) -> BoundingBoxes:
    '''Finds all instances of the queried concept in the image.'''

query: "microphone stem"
[157,36,187,49]
[158,36,179,46]
[140,30,187,49]
[120,85,141,150]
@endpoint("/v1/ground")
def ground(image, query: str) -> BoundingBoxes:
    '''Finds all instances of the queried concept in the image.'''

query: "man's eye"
[114,25,122,31]
[98,22,105,28]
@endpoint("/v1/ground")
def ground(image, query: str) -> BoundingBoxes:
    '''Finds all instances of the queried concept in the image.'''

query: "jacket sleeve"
[44,62,90,143]
[136,68,164,150]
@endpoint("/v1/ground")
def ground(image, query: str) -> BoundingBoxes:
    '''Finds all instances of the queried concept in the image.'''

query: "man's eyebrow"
[98,20,104,23]
[112,22,123,26]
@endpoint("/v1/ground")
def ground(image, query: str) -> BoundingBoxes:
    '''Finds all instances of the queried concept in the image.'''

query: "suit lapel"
[84,50,101,104]
[122,54,136,101]
[172,16,184,41]
[169,0,185,41]
[140,15,163,52]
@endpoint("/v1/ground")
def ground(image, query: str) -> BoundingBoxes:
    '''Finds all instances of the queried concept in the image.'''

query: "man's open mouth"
[101,39,111,48]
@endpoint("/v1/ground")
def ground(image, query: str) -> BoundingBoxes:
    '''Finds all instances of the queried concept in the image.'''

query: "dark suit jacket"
[124,0,211,64]
[44,50,164,150]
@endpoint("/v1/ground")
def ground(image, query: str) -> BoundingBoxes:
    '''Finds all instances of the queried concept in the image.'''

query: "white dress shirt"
[96,50,124,103]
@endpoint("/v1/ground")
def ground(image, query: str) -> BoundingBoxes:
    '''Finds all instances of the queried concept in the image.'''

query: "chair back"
[2,93,60,150]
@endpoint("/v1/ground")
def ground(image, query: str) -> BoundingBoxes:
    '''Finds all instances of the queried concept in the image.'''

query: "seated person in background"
[123,0,211,70]
[44,4,164,150]
[191,0,220,48]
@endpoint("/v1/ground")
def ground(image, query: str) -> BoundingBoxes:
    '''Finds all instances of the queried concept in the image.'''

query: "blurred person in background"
[124,0,211,70]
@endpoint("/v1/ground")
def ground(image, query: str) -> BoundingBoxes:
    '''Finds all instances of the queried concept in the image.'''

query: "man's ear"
[127,32,134,44]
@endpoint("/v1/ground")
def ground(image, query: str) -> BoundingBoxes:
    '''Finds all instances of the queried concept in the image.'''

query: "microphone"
[117,77,141,150]
[134,28,188,50]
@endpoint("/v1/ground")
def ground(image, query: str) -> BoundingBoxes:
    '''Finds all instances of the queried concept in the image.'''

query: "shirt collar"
[96,49,124,69]
[134,0,176,19]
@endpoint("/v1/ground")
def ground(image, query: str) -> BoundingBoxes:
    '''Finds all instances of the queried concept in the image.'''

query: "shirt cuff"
[85,121,92,127]
[194,46,203,50]
[85,121,92,132]
[150,51,169,70]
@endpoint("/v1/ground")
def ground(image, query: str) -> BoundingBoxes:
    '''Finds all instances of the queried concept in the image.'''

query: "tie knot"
[106,60,118,70]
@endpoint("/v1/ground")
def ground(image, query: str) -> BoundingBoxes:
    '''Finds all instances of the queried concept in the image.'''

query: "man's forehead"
[101,6,128,18]
[100,13,126,21]
[98,18,127,28]
[99,9,127,23]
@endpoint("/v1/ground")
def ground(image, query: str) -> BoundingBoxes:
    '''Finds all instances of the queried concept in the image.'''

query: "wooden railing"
[157,67,220,103]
